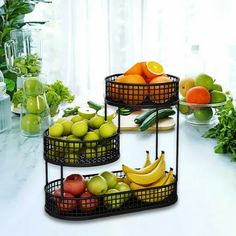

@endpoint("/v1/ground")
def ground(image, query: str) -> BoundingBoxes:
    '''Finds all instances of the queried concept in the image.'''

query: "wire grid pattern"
[105,74,179,108]
[43,130,120,167]
[44,171,177,220]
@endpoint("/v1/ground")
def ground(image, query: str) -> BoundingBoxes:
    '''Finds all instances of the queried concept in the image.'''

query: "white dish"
[11,104,21,115]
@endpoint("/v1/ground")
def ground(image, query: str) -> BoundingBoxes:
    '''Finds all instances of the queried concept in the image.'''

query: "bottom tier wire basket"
[44,170,177,220]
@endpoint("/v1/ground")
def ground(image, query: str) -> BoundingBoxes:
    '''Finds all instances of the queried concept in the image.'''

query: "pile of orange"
[110,61,174,105]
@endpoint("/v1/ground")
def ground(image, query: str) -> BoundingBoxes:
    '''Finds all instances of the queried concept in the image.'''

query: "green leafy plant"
[0,0,51,98]
[203,97,236,161]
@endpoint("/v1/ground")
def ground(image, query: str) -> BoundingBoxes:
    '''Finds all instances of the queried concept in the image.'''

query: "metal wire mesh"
[105,74,179,108]
[44,171,177,220]
[44,130,120,167]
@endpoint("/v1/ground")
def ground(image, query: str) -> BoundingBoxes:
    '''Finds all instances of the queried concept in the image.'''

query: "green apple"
[104,189,123,209]
[100,171,118,189]
[21,114,41,134]
[23,77,44,96]
[96,145,106,157]
[83,131,99,147]
[64,153,78,164]
[87,175,108,195]
[107,121,118,134]
[210,90,226,103]
[67,135,82,150]
[61,120,73,135]
[78,107,96,119]
[71,115,84,123]
[49,123,64,137]
[212,83,223,92]
[26,95,46,114]
[93,129,100,137]
[195,73,214,90]
[97,108,115,121]
[115,182,131,201]
[99,123,115,138]
[84,147,96,158]
[56,118,67,124]
[90,115,105,129]
[88,118,95,129]
[54,137,68,148]
[71,121,88,137]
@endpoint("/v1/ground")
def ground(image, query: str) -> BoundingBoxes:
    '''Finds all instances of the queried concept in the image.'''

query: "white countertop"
[0,113,236,236]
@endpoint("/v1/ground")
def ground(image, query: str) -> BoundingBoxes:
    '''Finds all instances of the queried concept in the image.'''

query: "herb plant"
[203,98,236,161]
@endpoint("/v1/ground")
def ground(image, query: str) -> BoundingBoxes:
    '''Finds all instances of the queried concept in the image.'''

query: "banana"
[117,176,131,185]
[126,153,166,185]
[130,171,169,190]
[122,151,164,175]
[133,169,175,203]
[143,151,151,168]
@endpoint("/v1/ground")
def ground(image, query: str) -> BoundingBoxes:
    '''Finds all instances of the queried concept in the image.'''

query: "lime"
[179,98,193,115]
[211,83,222,92]
[193,107,213,121]
[210,90,226,103]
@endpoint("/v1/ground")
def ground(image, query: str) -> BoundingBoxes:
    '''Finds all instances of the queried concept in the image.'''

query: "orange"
[109,77,122,101]
[116,74,147,105]
[142,61,164,83]
[186,86,211,104]
[149,75,174,103]
[124,62,143,76]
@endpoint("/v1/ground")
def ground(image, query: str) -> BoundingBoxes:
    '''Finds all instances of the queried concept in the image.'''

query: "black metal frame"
[44,73,180,220]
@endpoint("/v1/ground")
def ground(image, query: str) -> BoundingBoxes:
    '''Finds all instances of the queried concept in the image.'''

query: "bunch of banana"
[122,151,175,203]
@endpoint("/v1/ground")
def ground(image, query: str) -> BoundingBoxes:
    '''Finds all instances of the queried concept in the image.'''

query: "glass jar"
[20,74,51,137]
[0,71,11,133]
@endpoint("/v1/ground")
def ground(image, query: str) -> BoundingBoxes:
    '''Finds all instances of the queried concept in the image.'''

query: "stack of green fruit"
[87,171,131,209]
[179,73,227,123]
[20,76,50,136]
[48,106,118,163]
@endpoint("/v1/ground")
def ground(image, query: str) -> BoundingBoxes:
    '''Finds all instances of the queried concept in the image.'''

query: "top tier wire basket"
[105,73,179,109]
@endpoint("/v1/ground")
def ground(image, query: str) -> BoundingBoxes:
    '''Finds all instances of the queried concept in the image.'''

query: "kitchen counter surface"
[0,113,236,236]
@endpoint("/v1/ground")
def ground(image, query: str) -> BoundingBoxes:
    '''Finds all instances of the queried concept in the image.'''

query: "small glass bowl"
[179,100,226,125]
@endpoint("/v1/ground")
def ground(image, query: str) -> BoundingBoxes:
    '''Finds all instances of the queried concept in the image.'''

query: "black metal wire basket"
[105,74,179,108]
[44,170,177,220]
[43,130,120,167]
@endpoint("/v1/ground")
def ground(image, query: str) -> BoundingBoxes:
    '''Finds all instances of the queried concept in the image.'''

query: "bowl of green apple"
[179,73,227,125]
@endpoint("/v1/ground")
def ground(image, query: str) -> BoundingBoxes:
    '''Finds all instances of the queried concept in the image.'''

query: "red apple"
[53,188,77,212]
[78,191,99,212]
[63,174,86,196]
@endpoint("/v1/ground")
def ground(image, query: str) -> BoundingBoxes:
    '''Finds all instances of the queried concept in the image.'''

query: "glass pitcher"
[20,74,51,137]
[4,28,42,88]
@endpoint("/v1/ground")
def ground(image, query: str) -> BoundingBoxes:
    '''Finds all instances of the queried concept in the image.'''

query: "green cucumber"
[119,107,133,116]
[139,109,175,131]
[134,109,156,124]
[87,101,103,111]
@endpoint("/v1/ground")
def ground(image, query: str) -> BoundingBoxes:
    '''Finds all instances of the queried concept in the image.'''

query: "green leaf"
[8,2,35,19]
[214,144,225,154]
[5,77,16,92]
[14,20,47,28]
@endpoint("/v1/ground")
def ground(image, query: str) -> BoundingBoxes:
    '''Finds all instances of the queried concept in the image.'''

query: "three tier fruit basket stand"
[43,73,180,220]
